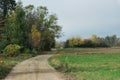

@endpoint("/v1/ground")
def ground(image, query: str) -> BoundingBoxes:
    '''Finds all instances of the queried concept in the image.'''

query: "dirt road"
[4,54,65,80]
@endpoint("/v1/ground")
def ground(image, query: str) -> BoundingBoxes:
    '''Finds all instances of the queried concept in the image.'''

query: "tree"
[97,37,108,47]
[0,2,62,52]
[24,5,36,32]
[105,35,118,47]
[24,6,62,51]
[3,1,28,46]
[35,6,62,51]
[90,34,98,42]
[90,34,99,47]
[0,0,16,19]
[30,25,41,49]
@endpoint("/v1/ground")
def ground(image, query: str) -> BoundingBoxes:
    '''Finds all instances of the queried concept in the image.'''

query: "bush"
[0,65,12,79]
[0,39,9,53]
[31,49,38,57]
[23,48,32,54]
[3,44,21,57]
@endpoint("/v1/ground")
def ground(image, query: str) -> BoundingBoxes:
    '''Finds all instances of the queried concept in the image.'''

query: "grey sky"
[17,0,120,41]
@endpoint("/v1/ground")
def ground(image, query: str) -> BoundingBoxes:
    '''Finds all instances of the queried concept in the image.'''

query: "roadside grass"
[0,54,33,79]
[49,52,120,80]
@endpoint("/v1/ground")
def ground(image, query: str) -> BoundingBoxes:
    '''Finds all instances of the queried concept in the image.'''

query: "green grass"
[49,53,120,80]
[0,54,33,79]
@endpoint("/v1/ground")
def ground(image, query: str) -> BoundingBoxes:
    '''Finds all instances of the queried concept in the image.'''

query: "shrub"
[49,56,71,73]
[0,65,12,79]
[3,44,21,57]
[31,49,38,56]
[0,39,9,53]
[49,58,62,70]
[23,48,32,54]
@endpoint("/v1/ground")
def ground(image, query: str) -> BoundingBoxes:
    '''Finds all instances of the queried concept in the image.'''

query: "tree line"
[0,0,62,55]
[64,35,120,48]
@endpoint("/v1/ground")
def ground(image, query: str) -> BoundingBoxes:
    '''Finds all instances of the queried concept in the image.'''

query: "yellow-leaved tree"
[90,34,99,44]
[30,25,41,49]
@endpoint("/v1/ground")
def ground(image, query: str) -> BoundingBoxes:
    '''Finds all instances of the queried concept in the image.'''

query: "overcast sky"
[17,0,120,41]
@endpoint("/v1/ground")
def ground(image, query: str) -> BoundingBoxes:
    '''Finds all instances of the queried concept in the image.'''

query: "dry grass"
[57,47,120,54]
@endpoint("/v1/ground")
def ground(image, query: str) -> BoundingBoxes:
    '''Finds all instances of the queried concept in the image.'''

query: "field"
[49,48,120,80]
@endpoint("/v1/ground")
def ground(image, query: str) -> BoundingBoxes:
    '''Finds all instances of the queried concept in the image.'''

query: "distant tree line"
[0,0,62,55]
[65,35,120,48]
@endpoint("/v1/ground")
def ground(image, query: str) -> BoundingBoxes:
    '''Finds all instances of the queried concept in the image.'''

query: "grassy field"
[0,54,33,79]
[49,48,120,80]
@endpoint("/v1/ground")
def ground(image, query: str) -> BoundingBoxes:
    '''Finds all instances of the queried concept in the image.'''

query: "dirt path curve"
[4,54,65,80]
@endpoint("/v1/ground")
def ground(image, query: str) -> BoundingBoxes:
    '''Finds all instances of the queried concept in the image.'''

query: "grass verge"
[0,54,33,79]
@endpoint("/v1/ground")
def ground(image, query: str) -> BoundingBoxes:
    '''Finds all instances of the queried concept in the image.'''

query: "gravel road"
[4,54,65,80]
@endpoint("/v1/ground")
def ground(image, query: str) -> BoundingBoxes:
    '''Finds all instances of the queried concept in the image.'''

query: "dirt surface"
[4,54,65,80]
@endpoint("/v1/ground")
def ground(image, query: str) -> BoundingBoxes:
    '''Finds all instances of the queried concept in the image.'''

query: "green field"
[49,49,120,80]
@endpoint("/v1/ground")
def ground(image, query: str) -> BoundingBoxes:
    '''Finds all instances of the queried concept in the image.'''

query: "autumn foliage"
[30,25,41,48]
[65,35,119,48]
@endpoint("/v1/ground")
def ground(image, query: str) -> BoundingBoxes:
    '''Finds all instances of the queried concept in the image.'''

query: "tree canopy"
[0,0,16,19]
[0,1,62,53]
[65,35,120,48]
